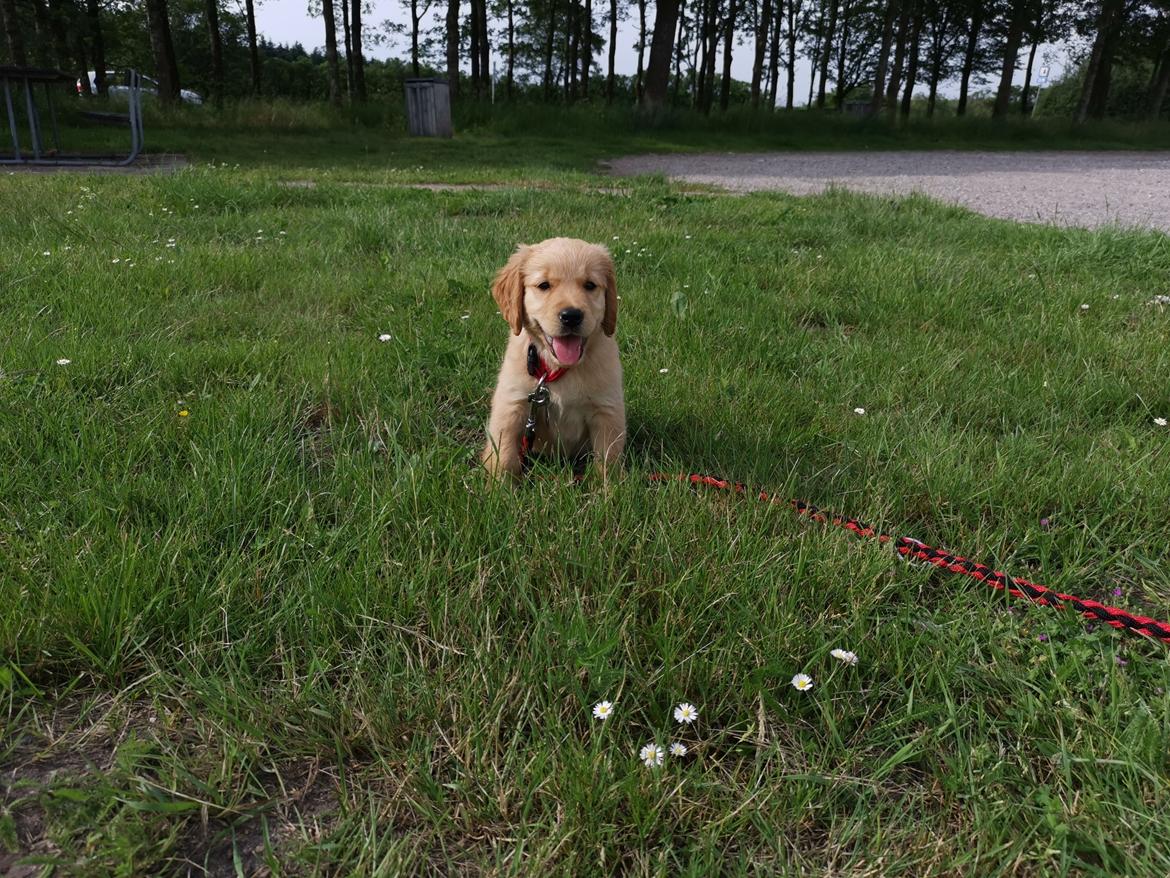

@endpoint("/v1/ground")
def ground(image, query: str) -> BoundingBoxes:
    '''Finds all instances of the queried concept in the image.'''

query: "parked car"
[77,71,203,106]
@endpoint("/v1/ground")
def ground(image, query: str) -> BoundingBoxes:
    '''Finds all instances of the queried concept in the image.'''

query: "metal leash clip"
[523,375,550,449]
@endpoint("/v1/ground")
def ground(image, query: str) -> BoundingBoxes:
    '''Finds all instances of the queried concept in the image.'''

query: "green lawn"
[2,124,1170,876]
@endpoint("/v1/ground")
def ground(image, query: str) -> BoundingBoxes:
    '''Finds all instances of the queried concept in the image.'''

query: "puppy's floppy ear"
[601,250,618,336]
[492,244,530,335]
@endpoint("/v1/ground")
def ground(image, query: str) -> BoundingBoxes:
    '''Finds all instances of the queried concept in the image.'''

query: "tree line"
[1,0,1168,120]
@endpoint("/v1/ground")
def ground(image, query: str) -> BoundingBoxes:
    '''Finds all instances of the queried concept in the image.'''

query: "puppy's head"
[491,237,617,367]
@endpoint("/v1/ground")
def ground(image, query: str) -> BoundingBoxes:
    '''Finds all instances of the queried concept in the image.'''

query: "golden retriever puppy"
[482,237,625,481]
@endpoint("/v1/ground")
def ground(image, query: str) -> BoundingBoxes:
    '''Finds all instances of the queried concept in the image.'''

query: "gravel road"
[606,151,1170,233]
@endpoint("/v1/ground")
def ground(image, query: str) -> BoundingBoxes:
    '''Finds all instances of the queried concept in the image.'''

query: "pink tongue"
[551,335,584,365]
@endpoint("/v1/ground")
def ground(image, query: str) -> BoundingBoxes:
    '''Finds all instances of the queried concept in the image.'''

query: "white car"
[78,71,203,106]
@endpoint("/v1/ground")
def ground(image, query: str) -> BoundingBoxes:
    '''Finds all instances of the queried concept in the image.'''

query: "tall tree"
[542,0,557,99]
[470,0,481,91]
[751,0,772,108]
[719,0,738,109]
[205,0,225,104]
[921,0,962,116]
[322,0,341,103]
[635,0,647,100]
[582,0,592,96]
[350,0,366,99]
[1,0,27,65]
[1075,0,1124,122]
[145,0,181,103]
[992,0,1026,117]
[446,0,459,96]
[406,0,434,77]
[607,0,618,99]
[955,0,984,115]
[343,0,355,95]
[245,0,261,93]
[869,0,899,114]
[834,0,852,109]
[884,0,910,107]
[785,0,800,107]
[1148,26,1170,120]
[642,0,682,108]
[766,0,782,107]
[898,0,921,115]
[478,0,489,92]
[506,0,515,97]
[673,0,688,104]
[86,0,107,94]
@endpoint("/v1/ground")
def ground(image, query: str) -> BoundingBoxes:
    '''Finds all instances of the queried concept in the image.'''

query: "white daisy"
[791,673,814,691]
[639,743,664,767]
[673,703,698,724]
[1155,417,1168,427]
[42,250,50,256]
[853,407,866,415]
[830,648,858,666]
[55,358,71,366]
[378,333,392,342]
[592,700,613,721]
[659,368,669,374]
[1080,303,1090,311]
[669,742,687,757]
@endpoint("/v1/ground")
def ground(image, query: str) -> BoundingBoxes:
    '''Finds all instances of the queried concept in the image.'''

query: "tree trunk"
[409,0,421,76]
[68,12,91,95]
[869,0,898,115]
[991,0,1024,118]
[350,0,365,99]
[470,0,481,92]
[1076,0,1122,122]
[751,0,771,108]
[205,0,225,105]
[323,0,341,104]
[786,0,797,108]
[507,0,515,98]
[767,0,782,107]
[478,0,489,93]
[641,0,681,109]
[636,0,647,101]
[1,0,26,66]
[46,0,74,69]
[926,48,942,116]
[543,1,557,100]
[702,0,717,113]
[1147,35,1170,120]
[29,0,56,66]
[884,0,909,107]
[566,0,577,100]
[1019,34,1037,114]
[145,0,181,103]
[673,0,687,104]
[85,0,106,94]
[835,0,852,110]
[245,0,261,94]
[446,0,459,98]
[898,2,920,117]
[955,2,981,115]
[582,0,592,97]
[719,0,737,110]
[817,0,837,107]
[607,0,617,100]
[343,0,355,97]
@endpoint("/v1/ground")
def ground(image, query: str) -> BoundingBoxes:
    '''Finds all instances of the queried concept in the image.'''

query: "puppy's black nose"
[559,308,584,329]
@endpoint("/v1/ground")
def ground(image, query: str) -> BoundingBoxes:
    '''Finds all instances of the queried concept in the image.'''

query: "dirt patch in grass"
[1,696,343,877]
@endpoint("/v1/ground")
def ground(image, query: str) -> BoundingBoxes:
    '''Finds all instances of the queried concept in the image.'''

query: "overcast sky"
[251,0,1070,105]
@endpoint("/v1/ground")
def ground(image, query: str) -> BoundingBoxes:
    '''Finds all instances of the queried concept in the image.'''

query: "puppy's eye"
[537,281,551,291]
[583,281,597,291]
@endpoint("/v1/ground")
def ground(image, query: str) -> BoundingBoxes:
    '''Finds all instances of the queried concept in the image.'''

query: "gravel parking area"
[607,151,1170,233]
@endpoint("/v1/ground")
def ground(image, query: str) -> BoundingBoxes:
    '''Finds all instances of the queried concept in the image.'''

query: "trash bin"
[404,78,453,138]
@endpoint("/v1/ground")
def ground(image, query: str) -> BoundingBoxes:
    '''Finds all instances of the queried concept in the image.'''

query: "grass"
[2,121,1170,875]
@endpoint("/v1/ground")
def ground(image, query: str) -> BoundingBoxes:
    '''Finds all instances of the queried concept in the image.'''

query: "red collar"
[527,343,567,384]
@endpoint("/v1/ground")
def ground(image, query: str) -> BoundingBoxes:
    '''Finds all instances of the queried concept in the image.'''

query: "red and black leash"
[650,472,1170,645]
